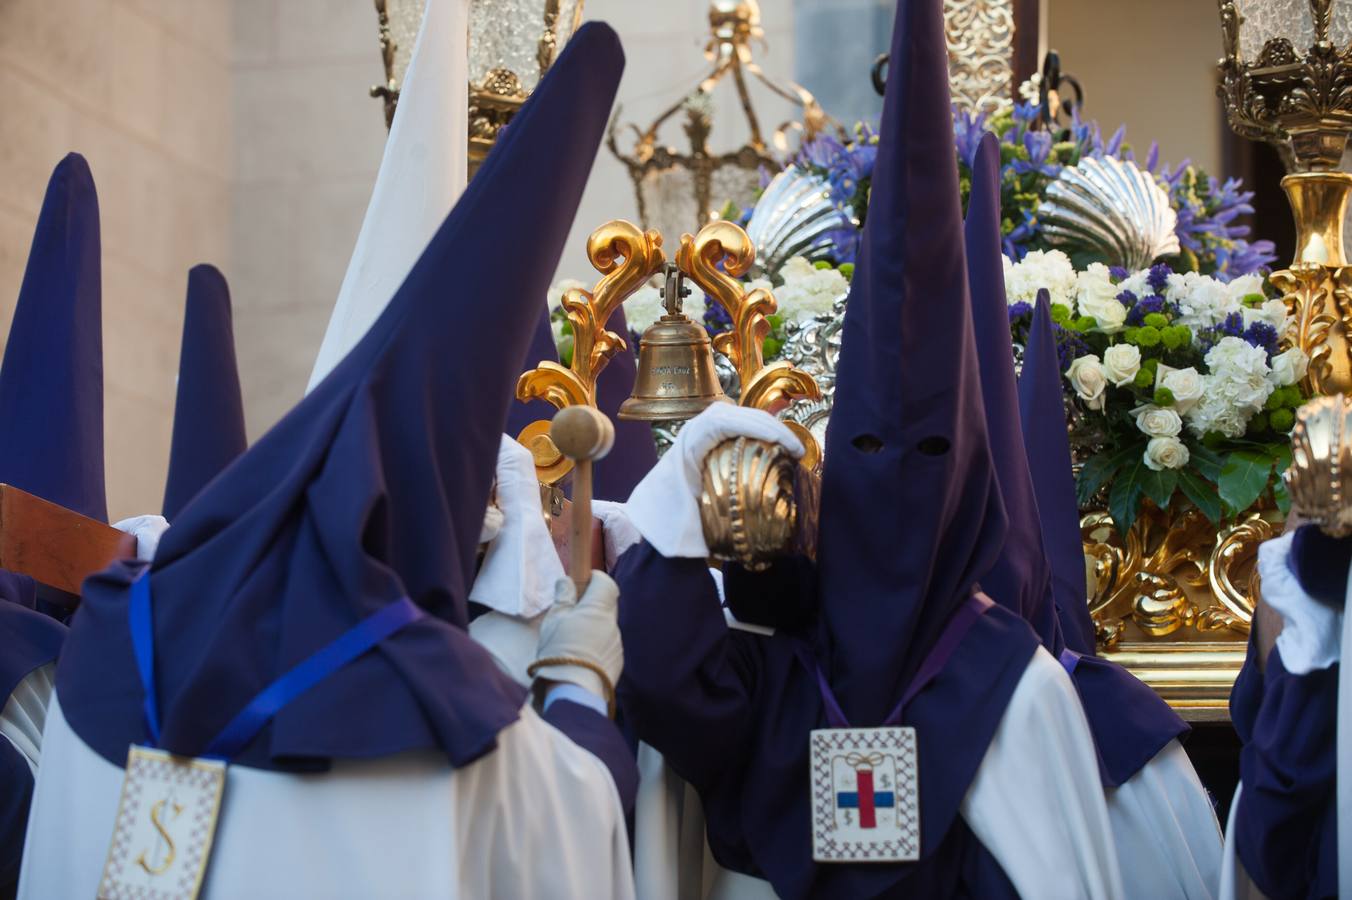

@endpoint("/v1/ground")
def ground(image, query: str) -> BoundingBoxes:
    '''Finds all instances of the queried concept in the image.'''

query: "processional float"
[364,0,1352,721]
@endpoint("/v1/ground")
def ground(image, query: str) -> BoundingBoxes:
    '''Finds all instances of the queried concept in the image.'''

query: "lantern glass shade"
[468,0,586,92]
[387,0,428,88]
[1231,0,1352,62]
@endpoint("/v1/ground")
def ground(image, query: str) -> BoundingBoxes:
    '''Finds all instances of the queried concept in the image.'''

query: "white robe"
[634,645,1125,900]
[1,663,53,776]
[1106,738,1222,900]
[19,696,636,900]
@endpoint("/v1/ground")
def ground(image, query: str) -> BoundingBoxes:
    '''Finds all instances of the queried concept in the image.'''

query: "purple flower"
[954,107,989,170]
[1125,293,1166,326]
[702,294,732,337]
[1109,266,1129,282]
[1052,323,1091,372]
[1012,131,1060,178]
[1221,311,1245,337]
[1007,300,1033,321]
[1146,264,1172,295]
[1243,321,1280,357]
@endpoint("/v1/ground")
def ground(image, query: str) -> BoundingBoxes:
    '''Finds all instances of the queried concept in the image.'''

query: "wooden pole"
[549,407,614,594]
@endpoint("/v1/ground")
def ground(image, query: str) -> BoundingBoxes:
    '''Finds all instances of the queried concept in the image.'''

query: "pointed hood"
[162,265,247,520]
[593,305,656,501]
[1018,293,1188,786]
[307,0,470,391]
[504,306,561,440]
[817,0,1007,725]
[965,135,1062,651]
[1019,293,1097,653]
[0,153,105,522]
[58,24,626,771]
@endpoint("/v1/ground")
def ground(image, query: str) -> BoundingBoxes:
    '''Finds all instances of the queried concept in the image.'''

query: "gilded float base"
[1084,504,1272,722]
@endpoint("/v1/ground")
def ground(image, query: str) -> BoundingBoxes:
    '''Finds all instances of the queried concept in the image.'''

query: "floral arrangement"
[1004,251,1310,530]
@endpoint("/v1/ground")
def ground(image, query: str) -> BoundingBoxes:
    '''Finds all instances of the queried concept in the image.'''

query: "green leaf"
[1109,455,1147,533]
[1140,468,1179,509]
[1076,445,1137,507]
[1189,443,1224,480]
[1178,468,1223,523]
[1274,477,1292,515]
[1218,449,1275,516]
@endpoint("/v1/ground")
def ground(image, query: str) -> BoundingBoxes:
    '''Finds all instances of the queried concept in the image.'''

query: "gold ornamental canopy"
[607,0,835,248]
[371,0,586,166]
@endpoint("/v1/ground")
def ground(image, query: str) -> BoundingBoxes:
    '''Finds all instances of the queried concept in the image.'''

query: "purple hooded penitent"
[617,0,1038,895]
[56,24,626,773]
[162,265,247,520]
[1018,295,1187,785]
[964,133,1063,650]
[1017,292,1096,653]
[0,153,103,889]
[0,153,105,524]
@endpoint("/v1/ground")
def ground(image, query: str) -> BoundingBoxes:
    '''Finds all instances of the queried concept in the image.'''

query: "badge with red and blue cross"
[809,727,919,862]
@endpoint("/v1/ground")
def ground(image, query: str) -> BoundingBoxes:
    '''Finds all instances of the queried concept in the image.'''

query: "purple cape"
[56,24,626,772]
[162,264,247,520]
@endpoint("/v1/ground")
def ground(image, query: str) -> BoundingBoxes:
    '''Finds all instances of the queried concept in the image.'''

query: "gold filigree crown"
[1285,394,1352,537]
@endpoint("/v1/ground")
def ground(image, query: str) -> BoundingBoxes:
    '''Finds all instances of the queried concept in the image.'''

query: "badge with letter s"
[98,745,225,900]
[809,726,919,863]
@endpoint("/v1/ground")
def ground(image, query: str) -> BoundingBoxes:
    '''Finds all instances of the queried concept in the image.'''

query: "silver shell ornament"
[744,166,856,281]
[1037,156,1180,271]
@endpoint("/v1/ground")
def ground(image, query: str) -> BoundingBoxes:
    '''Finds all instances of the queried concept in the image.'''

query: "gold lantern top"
[1217,0,1352,171]
[370,0,586,165]
[606,1,835,252]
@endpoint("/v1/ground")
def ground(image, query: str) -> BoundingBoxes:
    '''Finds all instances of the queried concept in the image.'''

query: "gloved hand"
[112,515,171,562]
[1258,530,1344,674]
[469,435,564,618]
[592,500,642,571]
[529,572,623,714]
[626,403,803,559]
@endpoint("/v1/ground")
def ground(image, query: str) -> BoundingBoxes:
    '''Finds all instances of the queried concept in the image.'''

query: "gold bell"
[619,264,733,422]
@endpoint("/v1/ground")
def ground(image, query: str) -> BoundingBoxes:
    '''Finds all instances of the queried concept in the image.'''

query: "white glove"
[530,572,623,710]
[1258,531,1345,674]
[469,435,565,618]
[112,515,170,562]
[468,609,545,687]
[626,403,803,559]
[592,499,642,571]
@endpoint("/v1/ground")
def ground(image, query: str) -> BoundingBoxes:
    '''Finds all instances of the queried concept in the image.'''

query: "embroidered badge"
[98,746,225,900]
[809,727,919,863]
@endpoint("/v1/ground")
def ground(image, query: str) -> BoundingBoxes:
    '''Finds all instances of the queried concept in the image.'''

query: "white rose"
[1076,263,1128,333]
[1156,364,1204,414]
[1269,346,1309,387]
[1226,273,1266,299]
[1133,405,1183,438]
[1066,355,1108,411]
[1144,436,1190,471]
[1103,343,1142,386]
[1241,298,1290,334]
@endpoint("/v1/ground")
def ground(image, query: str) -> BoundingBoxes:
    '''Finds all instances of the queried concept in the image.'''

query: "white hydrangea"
[623,281,667,331]
[1184,337,1275,437]
[1165,271,1234,331]
[774,257,849,323]
[1003,249,1077,308]
[1116,269,1153,300]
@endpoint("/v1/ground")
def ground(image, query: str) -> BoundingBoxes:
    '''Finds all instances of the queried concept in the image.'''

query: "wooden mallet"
[550,406,615,594]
